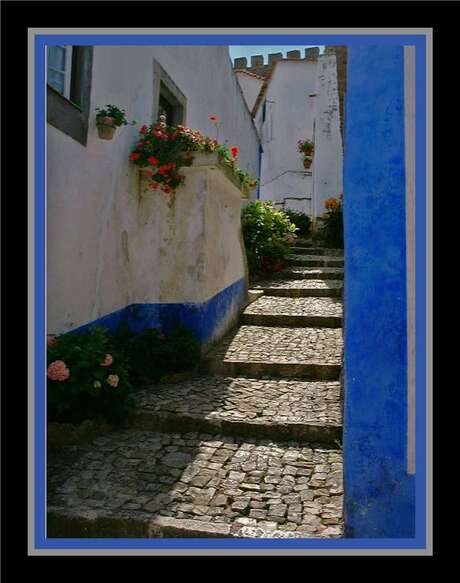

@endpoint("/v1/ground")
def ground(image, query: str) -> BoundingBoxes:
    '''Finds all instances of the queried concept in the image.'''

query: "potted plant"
[297,138,315,169]
[95,105,136,140]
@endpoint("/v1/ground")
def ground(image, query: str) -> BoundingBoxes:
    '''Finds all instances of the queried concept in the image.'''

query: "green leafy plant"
[241,200,297,275]
[320,195,344,248]
[46,322,202,424]
[297,138,314,156]
[283,209,312,238]
[129,120,258,196]
[95,104,136,127]
[46,327,134,425]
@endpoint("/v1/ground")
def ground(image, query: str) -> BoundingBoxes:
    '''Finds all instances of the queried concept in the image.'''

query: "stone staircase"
[48,238,345,540]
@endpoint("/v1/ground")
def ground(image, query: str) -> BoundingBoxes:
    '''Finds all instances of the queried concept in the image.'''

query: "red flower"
[209,115,218,124]
[163,185,172,194]
[168,162,176,169]
[140,125,149,134]
[231,146,239,159]
[158,165,169,175]
[147,156,159,166]
[130,152,141,161]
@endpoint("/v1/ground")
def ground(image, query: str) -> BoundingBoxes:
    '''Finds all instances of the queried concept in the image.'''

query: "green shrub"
[47,323,201,425]
[241,200,297,275]
[321,196,344,248]
[129,325,200,382]
[46,327,134,425]
[283,209,311,237]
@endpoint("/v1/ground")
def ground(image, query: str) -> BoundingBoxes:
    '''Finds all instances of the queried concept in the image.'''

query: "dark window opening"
[262,100,267,123]
[153,60,187,127]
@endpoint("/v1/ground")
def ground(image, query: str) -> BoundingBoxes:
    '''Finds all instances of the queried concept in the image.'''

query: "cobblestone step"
[292,247,344,257]
[250,279,343,298]
[47,430,343,539]
[203,325,342,381]
[242,296,343,328]
[131,376,342,444]
[287,255,344,268]
[275,266,344,281]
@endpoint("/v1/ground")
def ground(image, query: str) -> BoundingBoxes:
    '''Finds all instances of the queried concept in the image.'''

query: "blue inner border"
[35,33,427,551]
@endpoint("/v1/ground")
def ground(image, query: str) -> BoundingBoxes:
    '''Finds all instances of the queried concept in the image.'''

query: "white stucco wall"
[312,54,343,217]
[47,46,258,334]
[235,71,264,113]
[256,57,343,217]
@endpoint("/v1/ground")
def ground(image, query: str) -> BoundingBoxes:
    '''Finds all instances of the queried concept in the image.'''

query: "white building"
[46,45,260,341]
[234,47,343,218]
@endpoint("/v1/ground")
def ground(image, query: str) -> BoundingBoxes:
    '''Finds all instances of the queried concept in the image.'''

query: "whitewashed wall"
[47,46,259,334]
[235,71,264,113]
[255,57,343,217]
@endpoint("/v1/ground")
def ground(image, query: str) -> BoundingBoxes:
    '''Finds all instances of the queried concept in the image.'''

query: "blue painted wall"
[343,46,415,537]
[69,278,246,348]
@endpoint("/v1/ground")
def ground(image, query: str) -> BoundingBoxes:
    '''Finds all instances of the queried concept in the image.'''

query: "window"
[47,46,93,146]
[152,60,187,126]
[47,46,72,98]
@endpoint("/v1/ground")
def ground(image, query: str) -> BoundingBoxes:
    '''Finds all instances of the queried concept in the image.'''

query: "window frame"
[152,59,187,126]
[46,46,93,146]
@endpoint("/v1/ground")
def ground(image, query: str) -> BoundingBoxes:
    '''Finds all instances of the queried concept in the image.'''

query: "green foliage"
[283,209,312,237]
[241,200,297,275]
[47,327,134,425]
[95,104,136,127]
[47,324,201,425]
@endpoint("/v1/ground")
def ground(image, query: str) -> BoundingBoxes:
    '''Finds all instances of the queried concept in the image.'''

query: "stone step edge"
[129,409,342,445]
[287,259,344,268]
[47,511,339,539]
[241,314,342,328]
[249,286,342,298]
[202,360,342,381]
[274,269,343,281]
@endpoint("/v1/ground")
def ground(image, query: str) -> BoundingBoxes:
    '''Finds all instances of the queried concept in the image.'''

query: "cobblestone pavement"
[207,325,343,365]
[48,237,345,538]
[48,431,343,537]
[135,376,342,427]
[244,296,343,318]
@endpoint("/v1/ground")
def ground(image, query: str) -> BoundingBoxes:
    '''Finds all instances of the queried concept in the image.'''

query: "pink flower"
[231,146,239,159]
[101,354,113,367]
[47,335,57,348]
[140,125,149,134]
[106,374,119,388]
[209,115,218,124]
[147,156,159,166]
[130,152,141,161]
[47,360,70,382]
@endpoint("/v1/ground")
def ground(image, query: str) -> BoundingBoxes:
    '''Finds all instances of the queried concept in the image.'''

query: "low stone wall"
[69,163,249,350]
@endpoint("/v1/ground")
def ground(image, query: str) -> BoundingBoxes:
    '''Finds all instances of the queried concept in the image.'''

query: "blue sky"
[229,45,324,65]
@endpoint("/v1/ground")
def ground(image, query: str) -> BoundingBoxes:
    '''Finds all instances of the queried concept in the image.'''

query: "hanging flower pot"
[95,105,137,141]
[96,116,117,140]
[303,156,313,169]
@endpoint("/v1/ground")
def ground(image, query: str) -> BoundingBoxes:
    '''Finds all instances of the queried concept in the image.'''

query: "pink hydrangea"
[106,374,119,388]
[101,354,113,367]
[47,360,70,381]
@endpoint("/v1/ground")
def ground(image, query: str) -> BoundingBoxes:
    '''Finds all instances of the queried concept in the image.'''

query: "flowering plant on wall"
[129,117,258,197]
[297,138,314,156]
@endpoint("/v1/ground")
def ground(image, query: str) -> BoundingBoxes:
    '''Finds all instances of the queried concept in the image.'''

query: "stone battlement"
[233,47,322,78]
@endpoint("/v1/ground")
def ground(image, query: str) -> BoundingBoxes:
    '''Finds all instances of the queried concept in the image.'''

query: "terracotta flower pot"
[303,156,313,169]
[96,116,116,140]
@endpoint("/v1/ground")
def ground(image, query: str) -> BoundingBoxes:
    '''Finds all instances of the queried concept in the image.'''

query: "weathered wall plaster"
[343,45,415,538]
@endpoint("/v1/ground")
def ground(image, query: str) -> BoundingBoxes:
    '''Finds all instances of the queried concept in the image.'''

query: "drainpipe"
[256,143,263,200]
